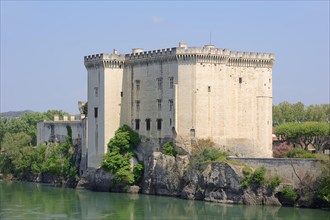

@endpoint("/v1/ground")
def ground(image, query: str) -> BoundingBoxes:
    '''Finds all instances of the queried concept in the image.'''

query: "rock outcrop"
[142,152,281,206]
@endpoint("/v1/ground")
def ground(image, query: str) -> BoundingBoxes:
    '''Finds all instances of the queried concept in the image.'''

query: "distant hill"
[0,110,34,118]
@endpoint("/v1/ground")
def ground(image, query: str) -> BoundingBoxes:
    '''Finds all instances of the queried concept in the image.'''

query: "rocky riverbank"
[77,152,282,206]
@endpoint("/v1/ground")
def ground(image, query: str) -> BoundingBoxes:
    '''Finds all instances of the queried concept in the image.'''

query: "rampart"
[228,157,322,187]
[84,43,275,67]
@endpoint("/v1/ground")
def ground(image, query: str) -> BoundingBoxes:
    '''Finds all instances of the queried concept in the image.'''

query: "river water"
[0,181,329,220]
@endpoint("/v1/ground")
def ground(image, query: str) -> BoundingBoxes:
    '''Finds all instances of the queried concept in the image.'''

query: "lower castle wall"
[228,157,322,187]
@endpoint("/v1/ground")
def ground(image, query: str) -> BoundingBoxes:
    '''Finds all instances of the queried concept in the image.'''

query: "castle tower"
[84,43,275,169]
[84,51,124,168]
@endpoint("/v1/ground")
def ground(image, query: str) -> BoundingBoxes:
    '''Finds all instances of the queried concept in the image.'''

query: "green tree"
[276,122,330,151]
[306,105,327,122]
[101,125,141,186]
[292,102,305,122]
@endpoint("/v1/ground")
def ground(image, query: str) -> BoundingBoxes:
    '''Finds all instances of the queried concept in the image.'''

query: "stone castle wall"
[228,157,322,186]
[84,43,275,168]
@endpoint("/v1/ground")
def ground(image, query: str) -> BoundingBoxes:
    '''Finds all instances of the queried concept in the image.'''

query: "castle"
[84,43,275,169]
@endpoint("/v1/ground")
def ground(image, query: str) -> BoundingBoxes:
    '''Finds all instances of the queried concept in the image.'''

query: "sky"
[1,1,329,114]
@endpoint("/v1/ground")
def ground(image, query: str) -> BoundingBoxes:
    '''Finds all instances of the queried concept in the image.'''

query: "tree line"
[273,102,329,125]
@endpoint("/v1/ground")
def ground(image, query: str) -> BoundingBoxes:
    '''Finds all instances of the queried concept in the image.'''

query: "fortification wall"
[228,158,322,187]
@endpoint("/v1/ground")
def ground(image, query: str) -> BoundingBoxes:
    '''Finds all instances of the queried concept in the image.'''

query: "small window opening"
[135,119,140,130]
[208,86,211,92]
[169,99,173,111]
[157,119,162,130]
[170,118,172,126]
[121,91,123,97]
[146,118,151,131]
[239,77,242,84]
[157,99,162,111]
[157,78,163,90]
[94,107,98,118]
[169,77,174,89]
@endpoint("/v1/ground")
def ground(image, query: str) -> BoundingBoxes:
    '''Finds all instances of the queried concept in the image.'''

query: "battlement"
[84,43,275,67]
[84,51,125,69]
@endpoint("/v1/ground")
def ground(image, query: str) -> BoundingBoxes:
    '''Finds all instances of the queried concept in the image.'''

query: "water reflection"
[0,181,329,220]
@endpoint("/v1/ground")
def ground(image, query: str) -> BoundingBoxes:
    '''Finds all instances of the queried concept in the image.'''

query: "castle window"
[157,119,162,130]
[169,77,174,89]
[135,80,140,91]
[136,100,140,111]
[94,107,98,118]
[135,119,140,130]
[121,91,123,97]
[169,99,173,111]
[94,87,98,97]
[146,118,151,131]
[239,77,242,84]
[208,86,211,92]
[170,118,172,126]
[157,99,162,111]
[157,78,163,90]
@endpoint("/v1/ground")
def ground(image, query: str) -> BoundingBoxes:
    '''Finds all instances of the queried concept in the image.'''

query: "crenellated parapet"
[84,43,275,68]
[227,51,275,68]
[125,48,177,65]
[84,53,125,69]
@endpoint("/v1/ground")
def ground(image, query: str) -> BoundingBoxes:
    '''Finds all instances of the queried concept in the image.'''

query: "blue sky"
[1,1,329,114]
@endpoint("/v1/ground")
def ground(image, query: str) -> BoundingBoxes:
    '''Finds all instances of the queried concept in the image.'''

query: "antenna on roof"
[209,31,212,45]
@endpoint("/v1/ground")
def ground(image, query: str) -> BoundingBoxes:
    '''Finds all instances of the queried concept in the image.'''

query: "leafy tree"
[2,132,32,150]
[273,102,329,124]
[101,125,142,186]
[292,102,305,122]
[276,122,330,151]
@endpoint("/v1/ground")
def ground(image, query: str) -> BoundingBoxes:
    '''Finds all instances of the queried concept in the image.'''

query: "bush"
[133,162,144,184]
[102,125,142,186]
[270,176,281,190]
[286,148,316,158]
[281,185,297,203]
[241,166,266,187]
[273,142,292,158]
[162,142,176,156]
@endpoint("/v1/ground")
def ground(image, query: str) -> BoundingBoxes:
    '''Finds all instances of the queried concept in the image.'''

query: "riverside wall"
[228,157,322,187]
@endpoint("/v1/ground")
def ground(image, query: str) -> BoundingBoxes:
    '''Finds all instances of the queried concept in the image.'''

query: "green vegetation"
[0,125,78,182]
[275,122,330,152]
[0,111,77,183]
[281,185,298,203]
[162,142,176,156]
[241,166,281,191]
[241,166,266,187]
[286,148,316,158]
[315,155,330,206]
[273,102,329,125]
[101,125,143,185]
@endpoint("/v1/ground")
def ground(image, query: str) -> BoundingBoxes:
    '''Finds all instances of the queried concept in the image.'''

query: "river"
[0,181,329,220]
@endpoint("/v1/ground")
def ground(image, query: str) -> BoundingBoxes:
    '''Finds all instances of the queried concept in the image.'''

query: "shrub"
[270,176,281,190]
[241,166,266,187]
[162,142,176,156]
[133,162,144,184]
[273,142,292,158]
[102,125,142,186]
[281,185,297,202]
[286,148,316,158]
